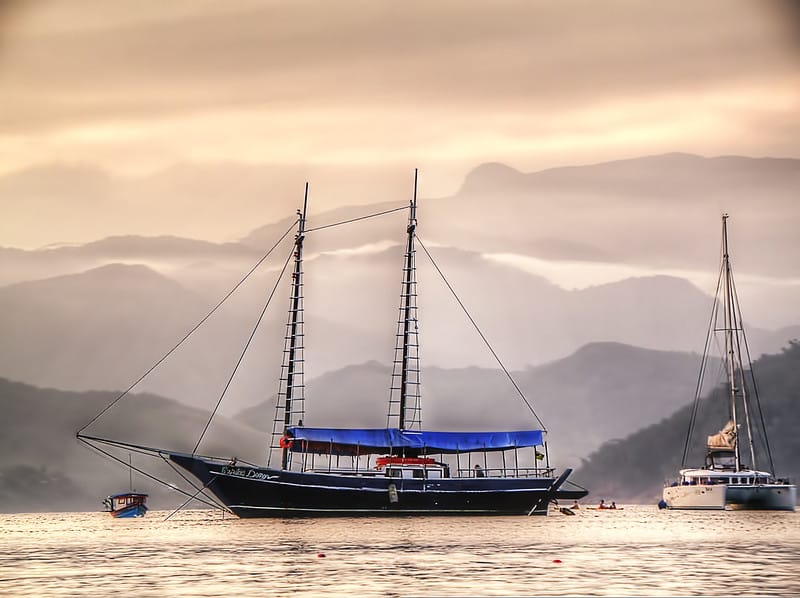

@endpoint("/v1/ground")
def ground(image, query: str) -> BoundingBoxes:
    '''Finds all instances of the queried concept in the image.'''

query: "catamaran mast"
[721,214,741,471]
[721,213,759,471]
[280,185,308,469]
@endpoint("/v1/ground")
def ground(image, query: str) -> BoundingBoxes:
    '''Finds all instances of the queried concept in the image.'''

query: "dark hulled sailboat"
[80,174,586,517]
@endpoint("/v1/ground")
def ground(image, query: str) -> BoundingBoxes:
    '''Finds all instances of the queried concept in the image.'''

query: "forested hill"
[574,342,800,503]
[0,379,265,513]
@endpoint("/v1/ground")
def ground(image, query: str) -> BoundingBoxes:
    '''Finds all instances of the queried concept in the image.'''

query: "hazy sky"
[0,0,798,251]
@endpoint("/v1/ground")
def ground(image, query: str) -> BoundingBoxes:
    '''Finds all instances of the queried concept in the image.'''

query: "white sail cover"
[707,420,736,449]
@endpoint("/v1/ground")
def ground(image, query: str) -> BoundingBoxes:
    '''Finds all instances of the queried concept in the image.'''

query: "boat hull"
[110,504,148,518]
[662,484,727,510]
[726,484,797,511]
[170,454,585,517]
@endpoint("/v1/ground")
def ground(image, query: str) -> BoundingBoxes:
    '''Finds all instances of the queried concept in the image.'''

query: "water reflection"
[1,507,798,596]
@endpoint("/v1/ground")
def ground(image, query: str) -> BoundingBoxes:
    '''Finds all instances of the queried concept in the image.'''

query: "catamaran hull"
[726,484,797,511]
[662,485,727,510]
[169,455,584,517]
[662,483,796,511]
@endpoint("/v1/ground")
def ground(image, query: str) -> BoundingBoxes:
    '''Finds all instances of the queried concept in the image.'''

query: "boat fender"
[657,499,667,509]
[388,483,399,504]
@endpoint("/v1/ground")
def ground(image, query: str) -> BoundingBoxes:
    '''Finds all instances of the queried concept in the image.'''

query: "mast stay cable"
[681,259,724,468]
[192,246,295,455]
[416,235,546,431]
[730,270,776,473]
[305,205,408,233]
[77,219,299,436]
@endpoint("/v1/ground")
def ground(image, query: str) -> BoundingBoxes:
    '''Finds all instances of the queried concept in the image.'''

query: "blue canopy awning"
[284,427,543,454]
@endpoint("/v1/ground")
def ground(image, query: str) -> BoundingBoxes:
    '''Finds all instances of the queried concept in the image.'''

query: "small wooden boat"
[103,454,148,518]
[103,492,148,518]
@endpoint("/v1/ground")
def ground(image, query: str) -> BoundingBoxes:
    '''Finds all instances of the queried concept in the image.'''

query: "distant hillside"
[450,153,800,278]
[0,235,261,287]
[2,247,797,415]
[573,342,800,503]
[0,261,386,410]
[235,342,715,469]
[0,263,235,402]
[2,341,794,512]
[0,378,265,513]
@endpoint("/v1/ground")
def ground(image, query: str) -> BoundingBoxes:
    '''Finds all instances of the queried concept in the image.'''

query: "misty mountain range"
[1,153,798,511]
[4,153,800,279]
[1,251,796,412]
[0,341,718,512]
[4,339,796,512]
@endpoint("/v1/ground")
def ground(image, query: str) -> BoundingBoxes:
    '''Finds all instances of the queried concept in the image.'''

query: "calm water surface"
[1,506,798,597]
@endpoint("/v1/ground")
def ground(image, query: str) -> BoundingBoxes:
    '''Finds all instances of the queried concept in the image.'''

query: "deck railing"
[457,467,554,479]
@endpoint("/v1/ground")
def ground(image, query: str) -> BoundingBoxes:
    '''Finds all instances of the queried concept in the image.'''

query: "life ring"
[279,435,294,449]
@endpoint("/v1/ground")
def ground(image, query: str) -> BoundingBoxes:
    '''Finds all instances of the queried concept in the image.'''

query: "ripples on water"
[1,506,798,596]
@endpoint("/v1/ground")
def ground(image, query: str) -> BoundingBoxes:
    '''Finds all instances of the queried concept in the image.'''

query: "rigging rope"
[76,219,298,436]
[416,235,546,431]
[164,475,220,521]
[190,203,412,455]
[76,436,223,510]
[681,263,724,468]
[192,246,295,455]
[305,204,408,233]
[730,269,776,473]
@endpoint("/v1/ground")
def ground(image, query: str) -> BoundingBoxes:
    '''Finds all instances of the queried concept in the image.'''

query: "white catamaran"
[662,214,796,511]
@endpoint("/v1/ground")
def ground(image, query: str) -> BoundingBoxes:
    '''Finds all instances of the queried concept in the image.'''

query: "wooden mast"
[281,184,308,470]
[398,170,418,431]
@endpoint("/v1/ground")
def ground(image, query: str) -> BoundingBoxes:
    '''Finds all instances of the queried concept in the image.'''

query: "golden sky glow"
[0,0,798,248]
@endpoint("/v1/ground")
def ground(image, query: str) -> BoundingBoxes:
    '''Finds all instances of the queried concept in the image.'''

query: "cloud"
[0,0,798,249]
[1,1,797,134]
